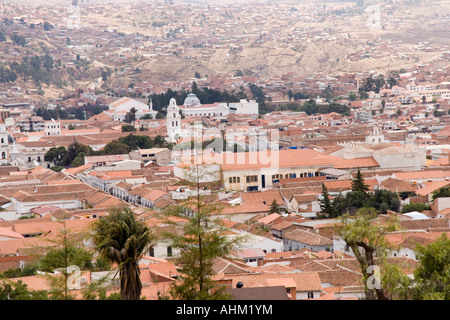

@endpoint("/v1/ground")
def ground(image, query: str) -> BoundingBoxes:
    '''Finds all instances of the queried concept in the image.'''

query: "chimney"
[289,287,296,300]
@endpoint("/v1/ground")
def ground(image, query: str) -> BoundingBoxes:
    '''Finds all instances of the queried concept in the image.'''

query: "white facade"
[0,122,9,165]
[178,94,258,117]
[229,99,259,115]
[45,119,61,136]
[365,126,385,145]
[166,98,182,142]
[105,97,157,121]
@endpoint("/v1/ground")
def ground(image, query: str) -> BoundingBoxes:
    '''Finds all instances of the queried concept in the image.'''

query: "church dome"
[183,93,201,107]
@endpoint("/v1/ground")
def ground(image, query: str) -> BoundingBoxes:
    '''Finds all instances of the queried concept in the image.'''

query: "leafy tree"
[366,189,400,214]
[71,152,86,167]
[43,22,53,31]
[401,203,430,213]
[432,187,450,200]
[101,141,131,155]
[194,71,201,79]
[121,124,136,132]
[10,32,27,47]
[64,142,93,166]
[118,134,154,150]
[101,67,112,82]
[0,264,38,279]
[348,92,357,101]
[0,280,49,300]
[40,246,93,273]
[339,208,403,300]
[44,146,67,167]
[91,206,154,300]
[413,233,450,300]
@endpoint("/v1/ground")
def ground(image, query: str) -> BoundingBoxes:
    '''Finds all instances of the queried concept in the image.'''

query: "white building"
[229,99,259,115]
[104,97,157,121]
[178,93,258,117]
[45,119,61,136]
[166,98,182,142]
[0,120,9,164]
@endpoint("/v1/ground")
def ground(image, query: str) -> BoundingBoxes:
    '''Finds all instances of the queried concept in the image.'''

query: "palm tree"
[91,206,153,300]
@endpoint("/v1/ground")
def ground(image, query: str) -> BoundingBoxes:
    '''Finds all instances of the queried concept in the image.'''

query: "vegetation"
[162,164,243,300]
[339,207,404,300]
[44,142,94,168]
[148,84,245,117]
[91,206,154,300]
[432,187,450,200]
[319,169,400,218]
[101,134,174,155]
[413,233,450,300]
[121,124,136,132]
[319,183,336,218]
[269,199,280,214]
[401,203,430,213]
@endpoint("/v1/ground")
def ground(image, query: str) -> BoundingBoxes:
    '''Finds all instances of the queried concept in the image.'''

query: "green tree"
[366,189,400,214]
[269,199,280,214]
[121,124,136,132]
[401,203,430,213]
[44,146,67,166]
[71,152,85,167]
[432,187,450,200]
[40,246,93,273]
[319,183,336,217]
[91,206,154,300]
[101,141,130,155]
[351,168,369,193]
[163,165,241,300]
[339,208,403,300]
[0,280,49,300]
[413,233,450,300]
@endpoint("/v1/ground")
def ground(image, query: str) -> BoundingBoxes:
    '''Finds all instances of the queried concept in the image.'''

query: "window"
[229,176,240,184]
[246,175,258,183]
[167,246,172,257]
[307,292,314,299]
[272,174,282,180]
[1,152,5,159]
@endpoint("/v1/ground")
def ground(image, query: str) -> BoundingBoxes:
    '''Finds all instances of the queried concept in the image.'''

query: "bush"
[401,203,430,213]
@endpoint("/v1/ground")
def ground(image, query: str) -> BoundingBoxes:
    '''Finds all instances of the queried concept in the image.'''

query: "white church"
[104,97,158,122]
[178,93,259,117]
[165,93,259,142]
